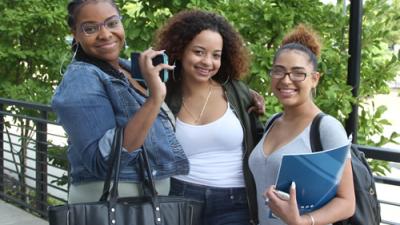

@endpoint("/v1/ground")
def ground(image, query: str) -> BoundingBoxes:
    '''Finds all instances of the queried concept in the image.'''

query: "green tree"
[0,0,69,201]
[121,0,400,174]
[0,0,398,178]
[0,0,69,103]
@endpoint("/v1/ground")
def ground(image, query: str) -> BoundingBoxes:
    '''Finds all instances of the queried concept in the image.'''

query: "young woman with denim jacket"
[154,10,264,225]
[51,0,189,203]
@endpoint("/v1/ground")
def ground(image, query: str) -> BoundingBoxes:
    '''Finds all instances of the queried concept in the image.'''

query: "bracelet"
[306,214,315,225]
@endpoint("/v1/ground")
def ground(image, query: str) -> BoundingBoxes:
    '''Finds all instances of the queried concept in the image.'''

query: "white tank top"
[174,104,245,187]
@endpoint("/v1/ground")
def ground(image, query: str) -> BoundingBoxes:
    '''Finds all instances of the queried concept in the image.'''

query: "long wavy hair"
[154,9,250,85]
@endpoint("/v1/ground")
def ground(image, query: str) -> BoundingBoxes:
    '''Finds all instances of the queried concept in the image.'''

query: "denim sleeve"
[52,65,139,177]
[99,128,141,160]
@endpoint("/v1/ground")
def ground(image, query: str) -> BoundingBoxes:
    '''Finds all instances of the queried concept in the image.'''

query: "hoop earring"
[72,43,79,59]
[172,60,182,82]
[311,87,317,98]
[124,39,128,50]
[222,74,231,85]
[59,43,79,76]
[59,52,69,76]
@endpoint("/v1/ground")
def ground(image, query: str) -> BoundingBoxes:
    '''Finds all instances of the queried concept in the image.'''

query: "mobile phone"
[131,52,169,82]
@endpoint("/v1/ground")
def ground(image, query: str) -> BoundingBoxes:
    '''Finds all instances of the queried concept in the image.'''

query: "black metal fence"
[0,97,68,219]
[359,145,400,225]
[0,97,399,223]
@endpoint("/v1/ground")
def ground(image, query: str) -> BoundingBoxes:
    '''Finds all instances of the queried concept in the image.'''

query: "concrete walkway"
[0,200,48,225]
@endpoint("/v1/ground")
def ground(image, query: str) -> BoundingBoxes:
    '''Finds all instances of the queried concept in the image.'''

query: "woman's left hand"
[248,89,265,116]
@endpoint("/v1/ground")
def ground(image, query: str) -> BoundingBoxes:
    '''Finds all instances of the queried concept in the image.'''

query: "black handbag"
[48,127,204,225]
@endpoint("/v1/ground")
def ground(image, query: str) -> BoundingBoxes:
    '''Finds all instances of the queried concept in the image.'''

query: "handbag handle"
[138,144,158,196]
[99,127,124,201]
[99,127,159,201]
[98,127,164,225]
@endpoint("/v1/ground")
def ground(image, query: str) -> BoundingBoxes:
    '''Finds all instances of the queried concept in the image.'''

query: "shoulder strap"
[309,112,326,152]
[265,112,283,133]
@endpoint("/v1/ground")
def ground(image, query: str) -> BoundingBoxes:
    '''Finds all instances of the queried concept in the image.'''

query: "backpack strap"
[265,112,325,152]
[264,112,283,133]
[309,112,326,152]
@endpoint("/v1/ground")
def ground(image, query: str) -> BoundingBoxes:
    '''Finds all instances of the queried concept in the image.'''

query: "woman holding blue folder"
[249,24,355,225]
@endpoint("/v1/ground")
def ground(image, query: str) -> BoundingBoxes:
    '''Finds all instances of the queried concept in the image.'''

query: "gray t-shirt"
[249,115,349,225]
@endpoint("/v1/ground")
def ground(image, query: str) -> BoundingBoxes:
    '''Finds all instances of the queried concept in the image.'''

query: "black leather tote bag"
[48,128,204,225]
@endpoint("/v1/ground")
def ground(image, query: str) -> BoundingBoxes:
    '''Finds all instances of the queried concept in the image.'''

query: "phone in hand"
[131,52,169,82]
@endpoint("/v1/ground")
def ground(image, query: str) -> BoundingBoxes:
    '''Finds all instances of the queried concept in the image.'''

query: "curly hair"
[153,9,250,83]
[274,24,322,70]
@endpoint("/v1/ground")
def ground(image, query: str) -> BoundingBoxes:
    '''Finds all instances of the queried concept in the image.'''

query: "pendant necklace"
[182,84,213,124]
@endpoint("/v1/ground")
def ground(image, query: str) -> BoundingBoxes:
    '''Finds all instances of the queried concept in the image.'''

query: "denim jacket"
[52,59,189,184]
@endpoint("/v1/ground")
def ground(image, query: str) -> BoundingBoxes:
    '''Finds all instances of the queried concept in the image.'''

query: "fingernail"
[291,181,296,189]
[264,198,269,205]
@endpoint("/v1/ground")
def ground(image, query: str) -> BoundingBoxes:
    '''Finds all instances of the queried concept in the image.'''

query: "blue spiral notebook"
[275,144,349,215]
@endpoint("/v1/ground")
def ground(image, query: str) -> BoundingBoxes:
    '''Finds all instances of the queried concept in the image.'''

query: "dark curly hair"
[274,24,322,71]
[154,9,250,84]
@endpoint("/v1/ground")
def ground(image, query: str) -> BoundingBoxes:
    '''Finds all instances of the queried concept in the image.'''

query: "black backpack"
[265,113,381,225]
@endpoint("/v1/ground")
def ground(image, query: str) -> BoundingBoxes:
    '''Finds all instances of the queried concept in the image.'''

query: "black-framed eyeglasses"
[269,68,311,82]
[80,15,122,36]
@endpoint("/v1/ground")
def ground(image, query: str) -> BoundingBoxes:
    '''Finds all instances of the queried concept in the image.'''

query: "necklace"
[182,85,213,124]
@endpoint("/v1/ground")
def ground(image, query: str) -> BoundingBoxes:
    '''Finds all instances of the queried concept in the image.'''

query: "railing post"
[345,0,363,143]
[0,103,4,197]
[36,110,48,217]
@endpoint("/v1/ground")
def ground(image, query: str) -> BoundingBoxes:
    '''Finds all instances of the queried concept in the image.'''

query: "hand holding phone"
[131,52,169,82]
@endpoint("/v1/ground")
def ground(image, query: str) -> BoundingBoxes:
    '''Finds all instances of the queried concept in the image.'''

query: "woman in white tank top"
[155,10,264,225]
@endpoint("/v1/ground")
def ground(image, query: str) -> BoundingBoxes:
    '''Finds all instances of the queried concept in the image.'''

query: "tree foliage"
[119,0,400,148]
[0,0,399,175]
[0,0,69,103]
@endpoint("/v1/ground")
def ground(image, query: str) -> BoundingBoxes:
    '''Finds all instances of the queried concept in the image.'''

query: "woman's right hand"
[265,183,310,225]
[138,48,175,103]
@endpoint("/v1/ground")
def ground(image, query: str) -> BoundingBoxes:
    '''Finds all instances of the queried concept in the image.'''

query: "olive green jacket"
[166,79,264,225]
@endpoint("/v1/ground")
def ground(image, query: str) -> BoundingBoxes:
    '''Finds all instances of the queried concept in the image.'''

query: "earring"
[59,52,69,76]
[124,39,128,50]
[172,60,182,82]
[311,87,317,98]
[59,43,79,76]
[222,74,231,85]
[72,43,79,59]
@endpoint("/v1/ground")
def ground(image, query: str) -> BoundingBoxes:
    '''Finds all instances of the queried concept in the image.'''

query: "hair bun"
[281,24,321,57]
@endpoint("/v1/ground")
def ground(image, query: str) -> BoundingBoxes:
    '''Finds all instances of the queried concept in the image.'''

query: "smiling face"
[271,49,320,108]
[180,30,223,83]
[72,1,124,67]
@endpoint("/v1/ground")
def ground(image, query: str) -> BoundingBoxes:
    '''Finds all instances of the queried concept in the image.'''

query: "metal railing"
[0,97,68,219]
[0,97,399,223]
[358,145,400,224]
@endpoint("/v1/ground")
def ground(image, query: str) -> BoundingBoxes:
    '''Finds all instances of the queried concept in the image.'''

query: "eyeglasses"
[269,68,311,82]
[80,16,122,36]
